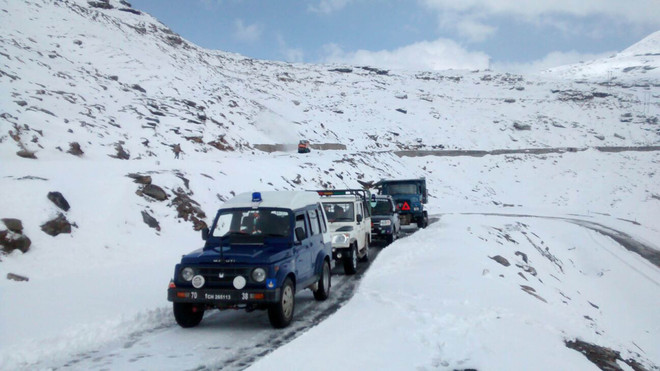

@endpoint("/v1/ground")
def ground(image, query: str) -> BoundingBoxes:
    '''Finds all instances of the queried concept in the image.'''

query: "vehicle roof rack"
[310,189,370,199]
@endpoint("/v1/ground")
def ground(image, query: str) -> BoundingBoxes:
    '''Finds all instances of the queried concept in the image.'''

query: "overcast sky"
[129,0,660,73]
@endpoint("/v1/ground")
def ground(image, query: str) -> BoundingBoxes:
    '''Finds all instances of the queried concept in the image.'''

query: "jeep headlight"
[251,268,266,283]
[380,220,392,226]
[332,233,350,244]
[413,207,420,211]
[181,267,195,282]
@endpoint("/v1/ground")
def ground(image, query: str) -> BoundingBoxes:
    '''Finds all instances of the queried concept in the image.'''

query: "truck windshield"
[322,202,354,222]
[385,183,418,195]
[212,208,291,238]
[372,200,393,215]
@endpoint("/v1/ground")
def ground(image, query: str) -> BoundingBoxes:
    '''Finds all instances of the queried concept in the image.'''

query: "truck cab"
[375,178,428,228]
[167,191,333,329]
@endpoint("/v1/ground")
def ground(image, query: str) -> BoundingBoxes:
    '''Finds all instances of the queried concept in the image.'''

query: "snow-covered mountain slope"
[1,1,659,370]
[545,30,660,84]
[1,0,659,161]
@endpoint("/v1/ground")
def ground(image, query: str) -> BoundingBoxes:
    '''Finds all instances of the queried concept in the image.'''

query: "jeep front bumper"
[168,287,280,305]
[332,246,352,260]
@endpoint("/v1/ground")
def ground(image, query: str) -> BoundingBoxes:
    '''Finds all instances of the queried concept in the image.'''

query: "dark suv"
[167,191,333,328]
[370,195,400,245]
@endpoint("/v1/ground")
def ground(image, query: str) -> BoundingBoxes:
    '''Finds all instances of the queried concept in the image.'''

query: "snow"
[250,215,660,370]
[1,0,659,370]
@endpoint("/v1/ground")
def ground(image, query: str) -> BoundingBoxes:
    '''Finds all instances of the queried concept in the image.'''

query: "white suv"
[316,190,372,275]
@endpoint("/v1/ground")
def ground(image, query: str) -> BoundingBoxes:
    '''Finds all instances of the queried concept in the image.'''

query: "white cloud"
[276,35,305,63]
[456,18,497,42]
[322,39,490,72]
[308,0,352,14]
[492,50,614,74]
[233,19,262,43]
[420,0,660,26]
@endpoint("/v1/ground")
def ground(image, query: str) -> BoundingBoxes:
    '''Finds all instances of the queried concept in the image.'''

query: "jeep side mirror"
[201,227,209,240]
[295,227,306,242]
[357,214,363,223]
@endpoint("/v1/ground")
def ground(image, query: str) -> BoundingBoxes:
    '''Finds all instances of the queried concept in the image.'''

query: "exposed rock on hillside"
[141,210,160,231]
[1,218,31,254]
[47,192,71,212]
[170,188,207,231]
[139,184,168,201]
[41,214,73,237]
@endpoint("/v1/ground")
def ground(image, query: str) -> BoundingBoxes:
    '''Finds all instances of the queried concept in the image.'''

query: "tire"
[343,244,358,275]
[359,238,369,262]
[268,277,295,328]
[385,232,394,245]
[173,302,204,328]
[313,260,331,301]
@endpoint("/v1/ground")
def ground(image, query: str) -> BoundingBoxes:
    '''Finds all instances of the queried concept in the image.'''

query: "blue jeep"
[167,191,333,328]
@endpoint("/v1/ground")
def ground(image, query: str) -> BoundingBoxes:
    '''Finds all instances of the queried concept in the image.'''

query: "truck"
[374,178,428,229]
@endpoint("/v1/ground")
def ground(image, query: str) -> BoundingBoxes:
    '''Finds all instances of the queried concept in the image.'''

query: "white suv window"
[308,209,320,235]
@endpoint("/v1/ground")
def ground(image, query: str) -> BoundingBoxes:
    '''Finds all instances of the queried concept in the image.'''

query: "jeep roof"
[220,191,321,210]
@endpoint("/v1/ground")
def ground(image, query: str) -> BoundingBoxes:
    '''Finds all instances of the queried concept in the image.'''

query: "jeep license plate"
[203,292,233,300]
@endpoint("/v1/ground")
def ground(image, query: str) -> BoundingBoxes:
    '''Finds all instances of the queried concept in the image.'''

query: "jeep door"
[307,207,327,275]
[294,213,313,282]
[356,201,370,248]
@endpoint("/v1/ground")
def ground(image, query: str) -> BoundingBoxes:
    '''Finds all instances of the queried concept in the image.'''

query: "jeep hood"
[182,243,290,264]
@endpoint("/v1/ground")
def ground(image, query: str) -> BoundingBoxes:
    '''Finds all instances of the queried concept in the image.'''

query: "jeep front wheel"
[343,244,358,275]
[313,260,331,301]
[268,277,295,328]
[173,302,204,328]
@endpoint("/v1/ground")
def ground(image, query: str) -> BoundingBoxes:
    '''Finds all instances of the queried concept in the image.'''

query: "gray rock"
[111,143,130,160]
[0,230,31,253]
[142,184,168,201]
[490,255,510,267]
[2,218,23,233]
[7,273,29,282]
[131,84,146,93]
[141,210,161,231]
[127,173,152,185]
[171,188,207,231]
[41,214,72,236]
[47,191,71,212]
[16,150,37,159]
[67,142,84,156]
[513,122,531,130]
[88,1,113,9]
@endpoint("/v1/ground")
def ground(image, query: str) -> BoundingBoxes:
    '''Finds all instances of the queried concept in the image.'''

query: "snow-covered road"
[17,214,658,371]
[32,237,395,371]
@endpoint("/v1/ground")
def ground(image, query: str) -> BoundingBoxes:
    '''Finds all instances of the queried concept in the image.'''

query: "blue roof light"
[252,192,262,202]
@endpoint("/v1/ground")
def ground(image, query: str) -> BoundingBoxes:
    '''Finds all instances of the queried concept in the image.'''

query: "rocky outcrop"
[490,255,510,267]
[47,191,71,212]
[88,1,113,10]
[140,184,168,201]
[7,273,29,282]
[565,339,650,371]
[141,210,161,231]
[1,218,31,254]
[67,142,84,156]
[41,214,73,236]
[170,188,207,231]
[111,143,130,160]
[127,173,152,185]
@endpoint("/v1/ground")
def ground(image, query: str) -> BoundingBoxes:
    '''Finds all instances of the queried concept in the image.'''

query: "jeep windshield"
[211,208,291,240]
[322,202,354,222]
[385,183,419,195]
[372,200,393,215]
